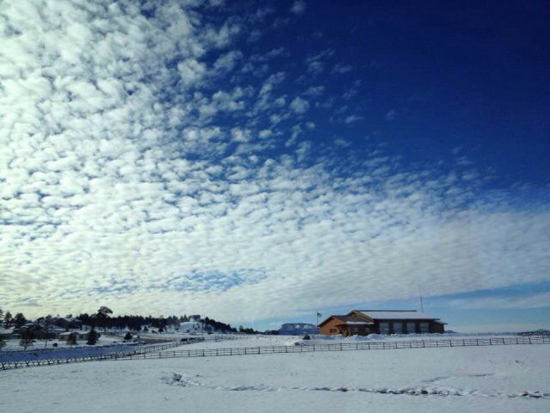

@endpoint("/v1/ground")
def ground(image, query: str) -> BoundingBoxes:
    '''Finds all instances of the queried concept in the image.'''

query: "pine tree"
[13,313,27,329]
[94,306,113,331]
[3,311,13,328]
[87,329,100,345]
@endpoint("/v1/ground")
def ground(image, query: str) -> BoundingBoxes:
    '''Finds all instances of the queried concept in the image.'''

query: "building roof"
[319,315,374,327]
[354,310,440,321]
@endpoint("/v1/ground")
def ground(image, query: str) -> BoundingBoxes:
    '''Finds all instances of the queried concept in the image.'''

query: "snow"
[0,335,118,351]
[1,337,549,413]
[357,310,439,320]
[178,321,210,334]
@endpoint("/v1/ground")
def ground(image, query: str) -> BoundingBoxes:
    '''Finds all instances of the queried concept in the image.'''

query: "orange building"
[319,310,445,336]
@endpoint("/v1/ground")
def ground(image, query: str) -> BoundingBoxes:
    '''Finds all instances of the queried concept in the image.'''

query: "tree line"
[1,306,260,349]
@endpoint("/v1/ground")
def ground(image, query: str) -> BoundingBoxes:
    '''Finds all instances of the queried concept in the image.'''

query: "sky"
[0,0,549,332]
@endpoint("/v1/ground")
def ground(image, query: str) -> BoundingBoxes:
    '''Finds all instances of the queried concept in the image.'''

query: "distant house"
[59,331,89,342]
[0,327,14,339]
[319,310,445,336]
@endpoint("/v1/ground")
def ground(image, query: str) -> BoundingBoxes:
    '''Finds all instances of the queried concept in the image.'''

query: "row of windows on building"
[379,322,429,334]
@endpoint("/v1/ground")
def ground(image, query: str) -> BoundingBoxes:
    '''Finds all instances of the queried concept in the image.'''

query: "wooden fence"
[2,335,549,371]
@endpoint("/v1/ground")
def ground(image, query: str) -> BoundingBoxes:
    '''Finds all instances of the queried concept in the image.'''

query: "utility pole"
[419,286,424,313]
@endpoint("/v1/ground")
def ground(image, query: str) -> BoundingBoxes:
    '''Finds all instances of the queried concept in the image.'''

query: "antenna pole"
[419,286,424,313]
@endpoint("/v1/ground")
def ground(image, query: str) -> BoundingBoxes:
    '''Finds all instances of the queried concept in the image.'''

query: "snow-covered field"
[1,337,548,413]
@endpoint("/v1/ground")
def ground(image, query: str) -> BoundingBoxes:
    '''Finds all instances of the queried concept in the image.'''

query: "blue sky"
[0,0,549,332]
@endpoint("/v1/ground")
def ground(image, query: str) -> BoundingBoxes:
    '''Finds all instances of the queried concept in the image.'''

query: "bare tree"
[19,328,35,350]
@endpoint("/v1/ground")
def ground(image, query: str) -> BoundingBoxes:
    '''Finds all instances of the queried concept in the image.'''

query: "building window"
[393,322,403,334]
[406,322,416,334]
[420,322,429,333]
[380,322,389,334]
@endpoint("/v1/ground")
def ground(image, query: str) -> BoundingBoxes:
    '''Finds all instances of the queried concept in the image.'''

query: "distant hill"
[278,323,319,335]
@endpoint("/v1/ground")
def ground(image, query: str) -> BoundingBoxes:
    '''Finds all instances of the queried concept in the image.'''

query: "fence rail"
[2,336,549,371]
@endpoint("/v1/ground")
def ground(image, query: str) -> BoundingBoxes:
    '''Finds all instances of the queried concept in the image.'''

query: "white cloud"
[385,109,397,121]
[213,50,243,73]
[442,292,550,310]
[307,60,324,75]
[178,59,207,86]
[289,97,310,114]
[344,115,364,124]
[304,86,325,97]
[290,1,306,16]
[331,63,353,74]
[230,127,250,143]
[0,0,549,329]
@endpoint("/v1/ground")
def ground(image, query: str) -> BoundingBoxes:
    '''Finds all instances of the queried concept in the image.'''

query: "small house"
[59,331,89,342]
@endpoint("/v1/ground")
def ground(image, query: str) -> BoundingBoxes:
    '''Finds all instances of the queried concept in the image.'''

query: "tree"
[94,306,113,331]
[87,329,100,345]
[66,333,77,345]
[40,315,54,348]
[3,311,13,328]
[13,313,27,329]
[0,311,5,348]
[19,328,35,350]
[97,306,113,317]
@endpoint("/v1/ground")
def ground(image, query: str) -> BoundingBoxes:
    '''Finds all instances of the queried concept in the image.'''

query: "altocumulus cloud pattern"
[0,0,549,323]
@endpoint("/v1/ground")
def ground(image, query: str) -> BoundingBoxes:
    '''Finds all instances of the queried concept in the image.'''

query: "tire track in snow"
[162,373,549,400]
